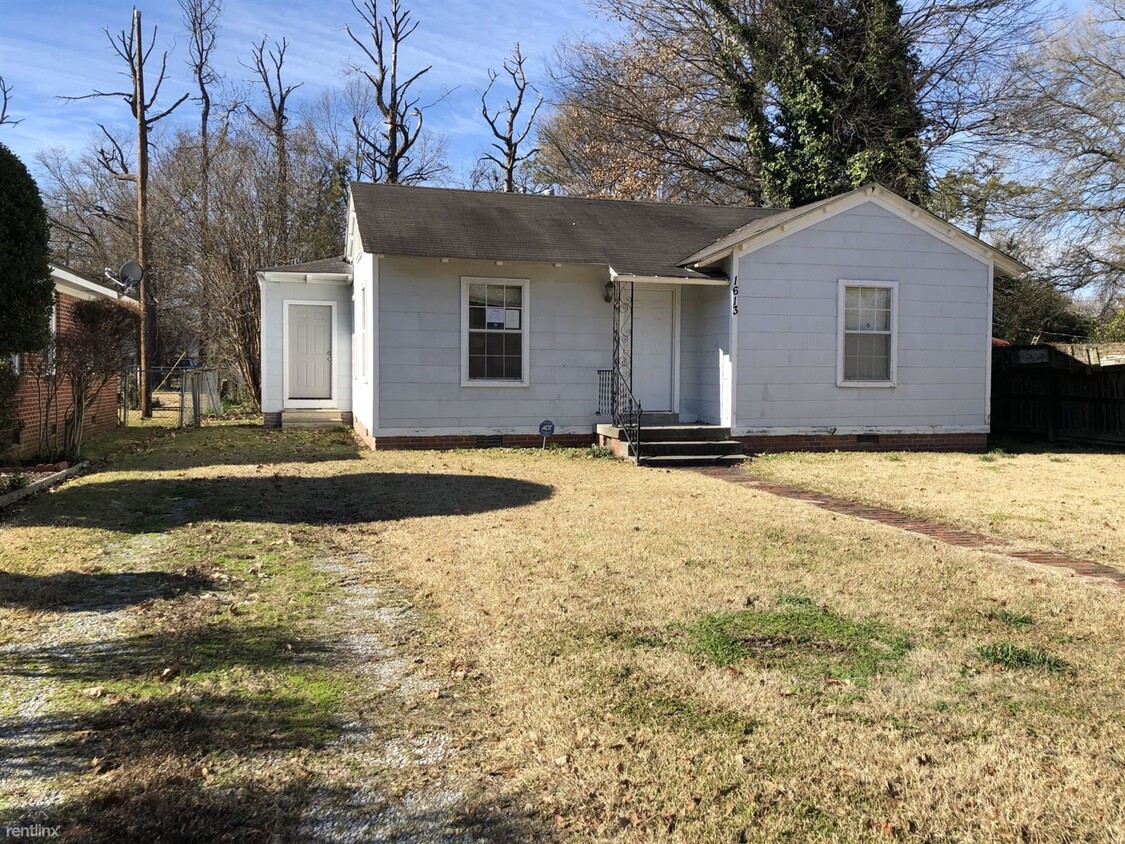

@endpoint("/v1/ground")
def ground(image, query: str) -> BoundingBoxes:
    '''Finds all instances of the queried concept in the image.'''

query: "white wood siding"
[735,201,990,433]
[376,257,611,434]
[260,280,353,413]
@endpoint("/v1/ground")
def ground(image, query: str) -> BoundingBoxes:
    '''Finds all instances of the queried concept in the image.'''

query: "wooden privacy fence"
[991,345,1125,446]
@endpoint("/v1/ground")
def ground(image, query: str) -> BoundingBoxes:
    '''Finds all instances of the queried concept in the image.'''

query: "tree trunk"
[134,8,155,418]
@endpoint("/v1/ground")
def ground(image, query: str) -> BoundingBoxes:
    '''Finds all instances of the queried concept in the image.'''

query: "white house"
[257,182,1026,464]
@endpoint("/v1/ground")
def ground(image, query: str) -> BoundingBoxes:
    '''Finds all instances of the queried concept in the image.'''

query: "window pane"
[870,306,890,332]
[466,283,526,381]
[846,286,891,332]
[871,335,890,379]
[843,333,890,381]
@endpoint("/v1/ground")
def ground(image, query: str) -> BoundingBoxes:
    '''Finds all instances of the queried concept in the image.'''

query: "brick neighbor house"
[6,265,139,460]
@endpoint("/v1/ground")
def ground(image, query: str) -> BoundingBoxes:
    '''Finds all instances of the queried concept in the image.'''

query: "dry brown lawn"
[749,447,1125,571]
[3,426,1124,841]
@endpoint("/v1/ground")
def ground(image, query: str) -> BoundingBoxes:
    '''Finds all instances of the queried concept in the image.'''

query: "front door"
[631,287,675,411]
[288,304,332,400]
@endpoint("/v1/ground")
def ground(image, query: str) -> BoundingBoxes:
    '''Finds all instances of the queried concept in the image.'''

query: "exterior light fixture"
[603,280,615,303]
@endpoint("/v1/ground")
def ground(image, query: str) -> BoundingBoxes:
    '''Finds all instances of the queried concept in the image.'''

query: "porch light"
[603,280,614,303]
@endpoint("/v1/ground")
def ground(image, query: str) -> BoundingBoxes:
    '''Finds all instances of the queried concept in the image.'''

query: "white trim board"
[372,425,595,437]
[282,299,339,409]
[985,259,994,427]
[732,425,990,436]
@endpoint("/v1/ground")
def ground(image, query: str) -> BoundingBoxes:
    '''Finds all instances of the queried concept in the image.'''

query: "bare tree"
[982,0,1125,301]
[63,8,190,416]
[245,36,301,255]
[181,0,223,227]
[345,0,448,184]
[181,0,223,364]
[0,76,20,127]
[478,44,543,192]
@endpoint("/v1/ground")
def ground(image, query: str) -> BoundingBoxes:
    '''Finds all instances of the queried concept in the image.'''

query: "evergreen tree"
[0,142,53,355]
[747,0,928,207]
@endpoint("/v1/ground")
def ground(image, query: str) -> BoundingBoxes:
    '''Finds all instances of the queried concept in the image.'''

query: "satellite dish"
[120,261,144,287]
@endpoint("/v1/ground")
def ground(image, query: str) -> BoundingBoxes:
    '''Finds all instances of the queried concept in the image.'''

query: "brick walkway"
[694,467,1125,591]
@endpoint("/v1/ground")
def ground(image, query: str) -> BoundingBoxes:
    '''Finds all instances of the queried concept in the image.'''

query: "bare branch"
[478,43,544,192]
[0,76,21,126]
[345,0,446,184]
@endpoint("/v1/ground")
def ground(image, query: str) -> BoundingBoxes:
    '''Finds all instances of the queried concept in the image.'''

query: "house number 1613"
[732,282,739,316]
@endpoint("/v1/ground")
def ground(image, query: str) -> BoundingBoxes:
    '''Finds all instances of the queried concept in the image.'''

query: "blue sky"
[0,0,615,181]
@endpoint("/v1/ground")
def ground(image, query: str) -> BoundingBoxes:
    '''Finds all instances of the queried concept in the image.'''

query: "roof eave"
[257,270,353,285]
[610,268,729,285]
[681,184,1031,277]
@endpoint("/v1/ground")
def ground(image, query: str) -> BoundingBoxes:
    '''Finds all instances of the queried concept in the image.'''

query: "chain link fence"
[120,366,223,428]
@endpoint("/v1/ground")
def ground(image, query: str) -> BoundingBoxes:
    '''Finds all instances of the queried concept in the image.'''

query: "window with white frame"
[6,353,19,375]
[462,278,529,384]
[839,281,896,385]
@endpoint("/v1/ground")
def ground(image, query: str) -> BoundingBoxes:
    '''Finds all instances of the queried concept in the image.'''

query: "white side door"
[288,304,333,400]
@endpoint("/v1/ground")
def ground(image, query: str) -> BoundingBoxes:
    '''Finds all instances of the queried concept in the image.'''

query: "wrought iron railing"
[597,369,613,415]
[610,280,643,462]
[613,369,643,462]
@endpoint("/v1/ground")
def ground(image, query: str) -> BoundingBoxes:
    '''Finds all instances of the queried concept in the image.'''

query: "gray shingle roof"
[349,184,781,279]
[260,255,352,275]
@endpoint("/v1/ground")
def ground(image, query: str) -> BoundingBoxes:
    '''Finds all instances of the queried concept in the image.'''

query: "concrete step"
[643,425,733,442]
[640,453,746,468]
[596,423,732,442]
[282,409,346,429]
[642,439,745,457]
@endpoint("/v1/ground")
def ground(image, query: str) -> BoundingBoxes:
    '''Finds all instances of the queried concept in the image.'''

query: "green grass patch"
[669,598,912,682]
[985,608,1034,630]
[977,642,1071,674]
[980,448,1017,463]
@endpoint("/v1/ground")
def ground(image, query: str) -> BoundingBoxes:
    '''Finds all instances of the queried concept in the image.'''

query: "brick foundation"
[263,412,282,429]
[596,433,632,458]
[351,419,592,451]
[735,432,988,454]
